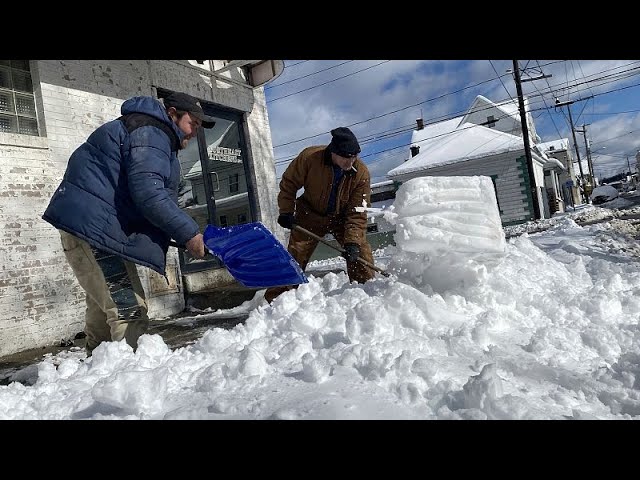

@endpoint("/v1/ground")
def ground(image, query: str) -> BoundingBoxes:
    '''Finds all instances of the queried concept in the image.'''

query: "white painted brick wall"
[0,132,85,357]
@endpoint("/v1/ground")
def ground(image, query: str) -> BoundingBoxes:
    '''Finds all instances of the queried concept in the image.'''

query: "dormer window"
[486,115,496,128]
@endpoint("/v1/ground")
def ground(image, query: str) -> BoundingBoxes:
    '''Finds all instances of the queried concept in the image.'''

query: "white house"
[0,60,283,358]
[538,138,580,209]
[387,95,561,226]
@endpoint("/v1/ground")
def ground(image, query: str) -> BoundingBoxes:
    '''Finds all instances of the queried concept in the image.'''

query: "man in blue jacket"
[43,92,215,356]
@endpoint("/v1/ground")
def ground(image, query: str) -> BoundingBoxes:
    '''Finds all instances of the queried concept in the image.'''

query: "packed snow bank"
[391,176,506,255]
[383,176,507,293]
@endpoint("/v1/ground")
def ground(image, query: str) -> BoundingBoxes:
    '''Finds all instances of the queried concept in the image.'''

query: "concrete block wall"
[0,60,280,357]
[244,87,284,244]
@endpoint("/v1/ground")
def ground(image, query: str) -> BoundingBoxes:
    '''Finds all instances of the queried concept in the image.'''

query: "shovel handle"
[292,224,390,277]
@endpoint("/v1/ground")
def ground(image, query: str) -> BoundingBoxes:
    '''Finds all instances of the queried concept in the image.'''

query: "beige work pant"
[59,230,149,354]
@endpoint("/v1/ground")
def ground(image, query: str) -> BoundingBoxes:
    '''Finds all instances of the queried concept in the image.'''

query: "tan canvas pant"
[59,230,149,354]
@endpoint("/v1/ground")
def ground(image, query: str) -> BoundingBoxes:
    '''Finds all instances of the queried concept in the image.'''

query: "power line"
[531,63,640,99]
[268,60,390,102]
[490,59,514,103]
[272,72,509,149]
[273,77,640,167]
[265,60,353,90]
[583,108,640,115]
[274,73,634,164]
[270,61,640,171]
[275,107,539,166]
[278,76,640,169]
[532,60,565,140]
[284,60,308,68]
[272,61,639,151]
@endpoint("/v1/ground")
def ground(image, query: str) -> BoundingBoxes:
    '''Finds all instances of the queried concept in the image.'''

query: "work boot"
[84,340,99,358]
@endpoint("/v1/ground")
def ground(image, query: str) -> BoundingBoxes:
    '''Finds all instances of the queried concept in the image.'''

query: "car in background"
[590,185,619,205]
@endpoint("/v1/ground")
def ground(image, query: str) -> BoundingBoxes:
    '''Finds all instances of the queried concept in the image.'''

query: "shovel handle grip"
[292,225,390,277]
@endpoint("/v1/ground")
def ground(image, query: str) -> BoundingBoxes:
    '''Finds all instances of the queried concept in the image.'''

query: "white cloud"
[267,60,640,183]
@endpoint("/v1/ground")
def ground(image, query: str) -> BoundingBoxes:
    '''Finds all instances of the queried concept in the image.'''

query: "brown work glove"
[185,233,206,259]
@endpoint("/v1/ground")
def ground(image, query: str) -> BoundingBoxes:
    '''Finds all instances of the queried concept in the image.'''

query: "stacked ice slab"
[393,176,506,256]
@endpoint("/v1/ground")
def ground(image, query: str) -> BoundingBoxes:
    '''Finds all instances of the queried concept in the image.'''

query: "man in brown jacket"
[264,127,376,303]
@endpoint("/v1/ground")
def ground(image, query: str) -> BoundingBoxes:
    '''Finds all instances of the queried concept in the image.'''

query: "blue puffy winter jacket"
[43,96,200,275]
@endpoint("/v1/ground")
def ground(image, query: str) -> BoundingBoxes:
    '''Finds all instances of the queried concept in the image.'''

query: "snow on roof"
[494,97,520,119]
[389,95,546,179]
[543,157,565,170]
[389,122,525,178]
[538,138,569,152]
[371,179,395,188]
[411,116,462,146]
[460,94,520,126]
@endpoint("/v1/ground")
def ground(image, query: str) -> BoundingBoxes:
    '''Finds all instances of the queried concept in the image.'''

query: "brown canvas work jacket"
[278,145,371,246]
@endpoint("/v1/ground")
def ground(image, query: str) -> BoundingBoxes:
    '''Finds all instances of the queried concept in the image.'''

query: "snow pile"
[384,176,507,293]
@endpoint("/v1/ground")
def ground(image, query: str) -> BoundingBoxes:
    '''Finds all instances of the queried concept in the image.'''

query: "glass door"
[173,99,256,273]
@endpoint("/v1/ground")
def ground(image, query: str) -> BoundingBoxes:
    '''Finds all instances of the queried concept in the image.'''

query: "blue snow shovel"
[171,223,308,289]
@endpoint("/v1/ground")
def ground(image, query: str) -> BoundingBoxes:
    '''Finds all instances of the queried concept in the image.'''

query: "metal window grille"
[0,60,39,136]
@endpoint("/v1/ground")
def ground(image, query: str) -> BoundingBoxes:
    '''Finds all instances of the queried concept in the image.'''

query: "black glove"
[277,212,296,230]
[342,243,360,262]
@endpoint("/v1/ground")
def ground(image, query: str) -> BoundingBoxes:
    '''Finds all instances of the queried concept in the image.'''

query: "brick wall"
[0,133,85,356]
[0,61,155,357]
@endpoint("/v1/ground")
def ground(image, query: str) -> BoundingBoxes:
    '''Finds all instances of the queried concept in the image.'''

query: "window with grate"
[0,60,39,136]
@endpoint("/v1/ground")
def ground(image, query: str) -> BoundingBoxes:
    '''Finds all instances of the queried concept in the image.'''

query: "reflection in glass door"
[175,103,256,273]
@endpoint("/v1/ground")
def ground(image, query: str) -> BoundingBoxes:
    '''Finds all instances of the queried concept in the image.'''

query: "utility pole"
[575,124,595,186]
[512,60,541,220]
[555,99,586,202]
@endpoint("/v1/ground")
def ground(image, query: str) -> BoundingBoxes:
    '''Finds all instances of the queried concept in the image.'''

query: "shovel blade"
[203,222,308,288]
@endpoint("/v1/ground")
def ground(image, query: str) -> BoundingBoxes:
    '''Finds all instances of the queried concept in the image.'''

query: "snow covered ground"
[1,176,639,420]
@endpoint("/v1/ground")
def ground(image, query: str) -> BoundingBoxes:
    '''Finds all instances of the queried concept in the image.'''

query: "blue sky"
[264,60,640,183]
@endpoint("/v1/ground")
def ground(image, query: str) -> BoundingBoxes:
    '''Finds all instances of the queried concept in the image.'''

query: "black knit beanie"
[328,127,361,157]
